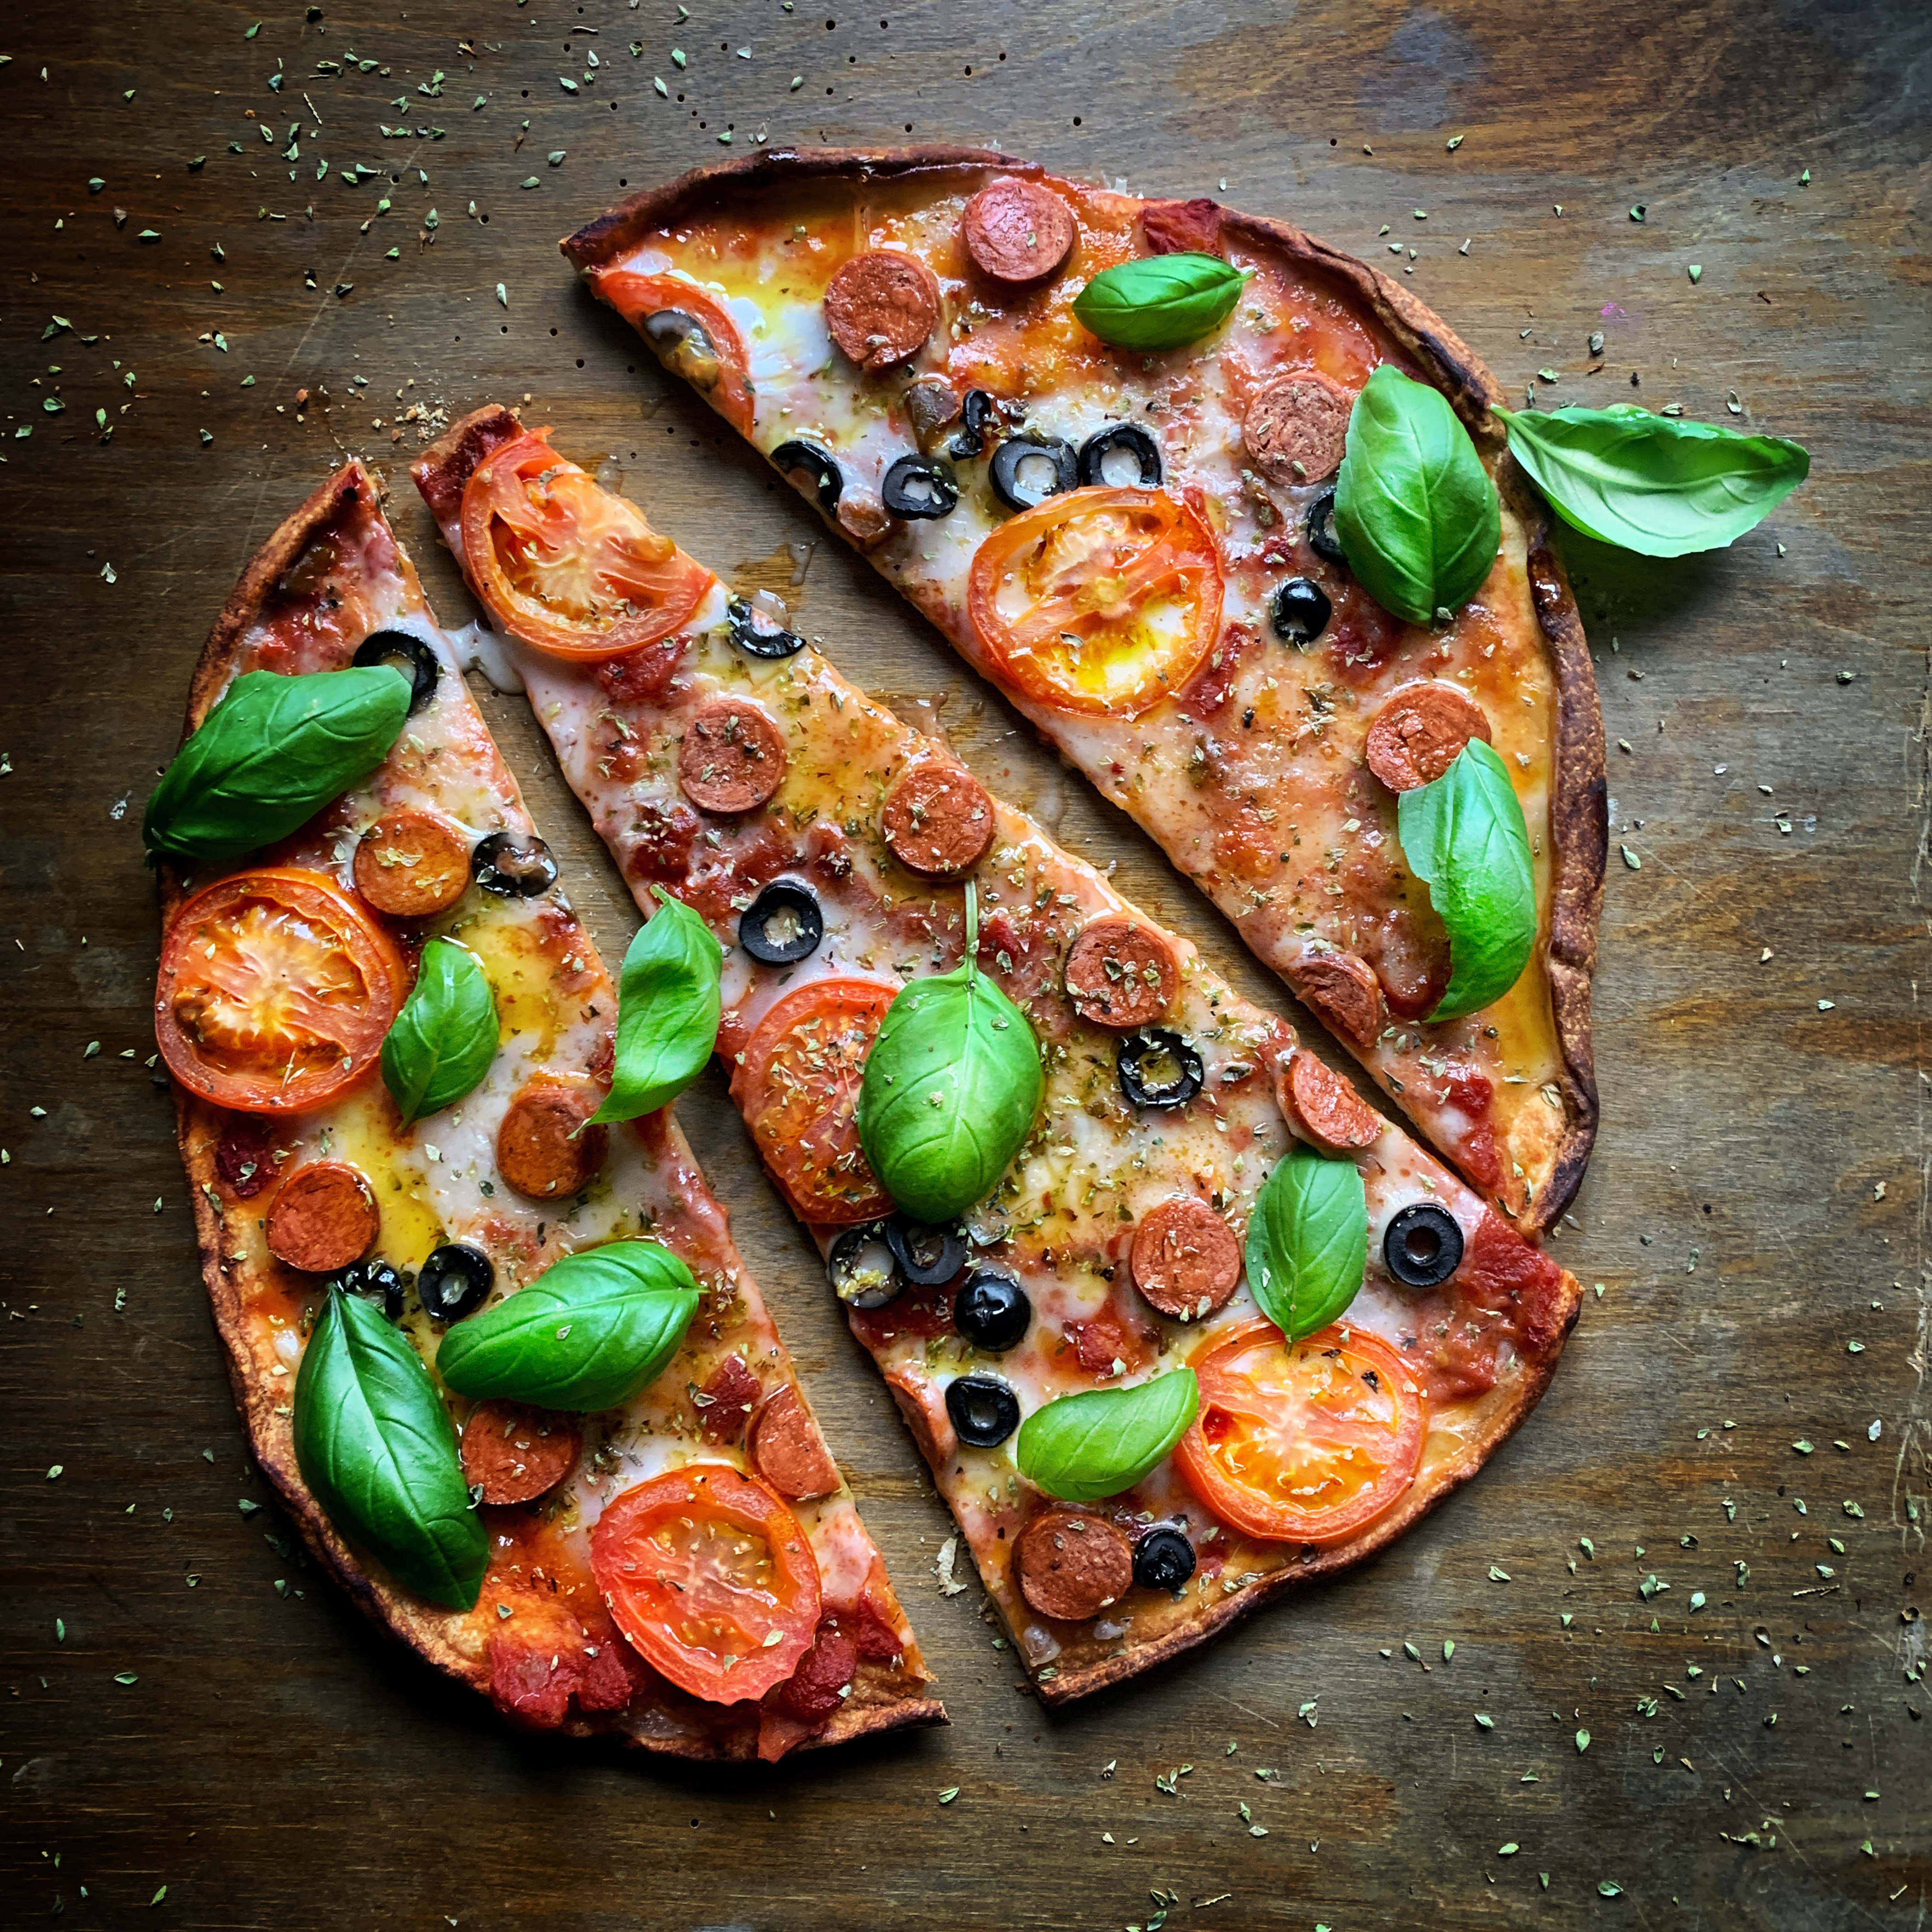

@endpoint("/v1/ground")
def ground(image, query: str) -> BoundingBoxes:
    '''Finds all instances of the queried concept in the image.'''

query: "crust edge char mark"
[164,462,945,1758]
[561,145,1606,1236]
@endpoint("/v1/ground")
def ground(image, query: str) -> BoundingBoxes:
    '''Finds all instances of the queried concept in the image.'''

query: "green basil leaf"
[380,938,499,1126]
[588,891,722,1125]
[1071,253,1248,352]
[1397,738,1536,1021]
[1334,364,1502,626]
[857,883,1042,1222]
[1496,403,1809,558]
[1245,1144,1368,1340]
[1016,1369,1200,1503]
[293,1288,485,1610]
[436,1239,700,1412]
[144,665,412,859]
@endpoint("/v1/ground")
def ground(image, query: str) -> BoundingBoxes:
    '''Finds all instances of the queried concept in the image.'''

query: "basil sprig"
[1496,403,1809,557]
[436,1239,700,1411]
[857,883,1043,1223]
[1072,253,1248,352]
[1016,1369,1199,1503]
[1397,739,1536,1021]
[1334,364,1501,626]
[293,1288,486,1610]
[1245,1144,1368,1340]
[381,938,500,1126]
[589,891,722,1126]
[144,665,412,860]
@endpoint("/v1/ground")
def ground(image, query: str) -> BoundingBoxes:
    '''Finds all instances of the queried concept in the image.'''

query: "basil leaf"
[1071,253,1248,352]
[1496,403,1809,558]
[1016,1369,1199,1503]
[380,938,499,1126]
[1397,739,1536,1021]
[588,891,722,1125]
[1334,364,1501,626]
[857,883,1042,1222]
[436,1239,700,1412]
[293,1288,485,1610]
[1245,1144,1368,1340]
[144,665,412,859]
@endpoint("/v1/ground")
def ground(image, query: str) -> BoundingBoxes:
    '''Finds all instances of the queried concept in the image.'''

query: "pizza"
[150,461,943,1760]
[561,147,1607,1234]
[411,406,1582,1705]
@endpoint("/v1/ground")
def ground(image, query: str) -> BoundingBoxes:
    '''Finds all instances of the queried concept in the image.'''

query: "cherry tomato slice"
[588,1464,821,1705]
[460,428,714,660]
[1173,1317,1424,1545]
[594,270,756,436]
[156,866,407,1115]
[729,978,896,1226]
[966,486,1225,719]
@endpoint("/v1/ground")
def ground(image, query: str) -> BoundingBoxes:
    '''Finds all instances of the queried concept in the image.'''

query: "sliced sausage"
[823,250,941,372]
[962,178,1077,285]
[1287,949,1384,1050]
[1129,1196,1242,1321]
[697,1353,762,1445]
[1063,917,1179,1030]
[1364,682,1493,793]
[835,489,893,547]
[460,1400,583,1506]
[677,699,788,814]
[1141,197,1223,257]
[351,810,472,919]
[265,1161,378,1274]
[1242,369,1355,486]
[1015,1508,1135,1622]
[884,1367,955,1469]
[496,1077,608,1200]
[1278,1050,1384,1154]
[881,763,997,878]
[777,1623,859,1719]
[750,1384,842,1501]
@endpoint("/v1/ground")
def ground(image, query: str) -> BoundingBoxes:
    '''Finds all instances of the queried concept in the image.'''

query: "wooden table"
[3,1,1926,1924]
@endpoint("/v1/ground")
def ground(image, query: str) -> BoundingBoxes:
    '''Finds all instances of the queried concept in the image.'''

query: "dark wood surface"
[3,2,1927,1925]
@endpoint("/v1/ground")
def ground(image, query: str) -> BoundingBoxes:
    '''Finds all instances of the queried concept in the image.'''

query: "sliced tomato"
[966,486,1225,719]
[460,428,714,660]
[729,978,896,1226]
[588,1465,821,1705]
[156,867,407,1115]
[594,270,755,435]
[1173,1317,1424,1545]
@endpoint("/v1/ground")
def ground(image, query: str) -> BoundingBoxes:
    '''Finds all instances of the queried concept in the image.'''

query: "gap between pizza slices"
[157,461,941,1760]
[413,407,1584,1706]
[560,147,1607,1236]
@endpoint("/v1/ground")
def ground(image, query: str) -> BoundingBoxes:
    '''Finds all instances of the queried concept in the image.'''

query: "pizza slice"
[413,408,1582,1706]
[151,460,941,1760]
[561,148,1607,1234]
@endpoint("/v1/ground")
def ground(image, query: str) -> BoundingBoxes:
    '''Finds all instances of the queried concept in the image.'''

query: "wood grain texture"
[1,2,1927,1928]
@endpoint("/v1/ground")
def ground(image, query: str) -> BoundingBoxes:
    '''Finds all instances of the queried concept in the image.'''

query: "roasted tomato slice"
[729,978,896,1226]
[594,270,756,435]
[588,1464,822,1704]
[459,427,714,660]
[966,486,1225,719]
[1173,1317,1424,1545]
[156,866,407,1115]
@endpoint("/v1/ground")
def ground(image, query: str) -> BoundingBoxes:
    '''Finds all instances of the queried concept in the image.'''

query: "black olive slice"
[1116,1029,1205,1111]
[946,388,997,460]
[1382,1202,1465,1289]
[417,1243,494,1323]
[471,829,557,899]
[881,453,960,521]
[1307,487,1347,568]
[1079,423,1163,489]
[738,880,824,966]
[1133,1524,1196,1592]
[953,1267,1031,1354]
[770,438,843,514]
[726,593,805,661]
[331,1258,403,1322]
[1270,576,1333,647]
[352,629,441,716]
[990,434,1079,512]
[885,1214,967,1287]
[828,1221,903,1310]
[945,1374,1021,1449]
[642,308,723,390]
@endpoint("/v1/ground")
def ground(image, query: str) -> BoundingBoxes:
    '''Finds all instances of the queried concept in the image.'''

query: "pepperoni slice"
[962,178,1077,285]
[1063,916,1178,1029]
[1242,369,1356,485]
[677,699,788,814]
[1278,1050,1384,1154]
[776,1622,858,1719]
[1014,1508,1135,1622]
[1363,682,1493,793]
[823,250,941,372]
[750,1384,843,1501]
[880,763,997,878]
[352,810,472,919]
[460,1400,583,1505]
[1129,1196,1242,1321]
[1288,949,1384,1049]
[697,1353,762,1445]
[497,1077,608,1200]
[1141,197,1223,256]
[265,1161,378,1273]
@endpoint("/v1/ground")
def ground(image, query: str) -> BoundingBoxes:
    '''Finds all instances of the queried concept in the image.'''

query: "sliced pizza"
[561,147,1606,1233]
[152,460,941,1760]
[413,408,1582,1706]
